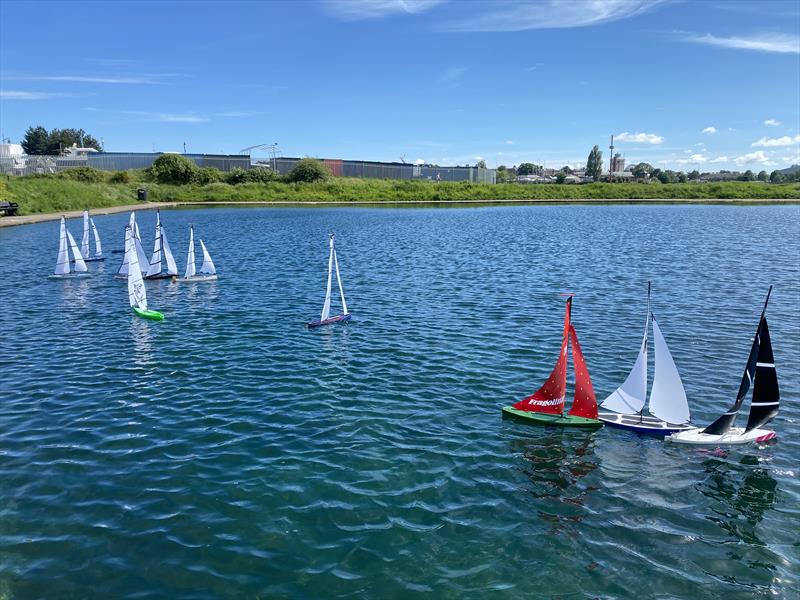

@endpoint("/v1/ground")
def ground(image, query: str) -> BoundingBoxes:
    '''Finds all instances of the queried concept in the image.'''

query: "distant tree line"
[21,125,102,155]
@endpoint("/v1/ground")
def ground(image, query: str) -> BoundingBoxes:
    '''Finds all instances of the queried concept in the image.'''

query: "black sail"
[703,287,772,436]
[702,317,761,435]
[745,317,780,432]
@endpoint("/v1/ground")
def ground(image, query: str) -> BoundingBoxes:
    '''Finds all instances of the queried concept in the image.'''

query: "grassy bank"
[4,175,800,215]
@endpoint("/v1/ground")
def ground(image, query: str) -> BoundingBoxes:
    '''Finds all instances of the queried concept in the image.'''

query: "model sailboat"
[51,216,89,278]
[145,210,179,279]
[598,283,691,436]
[179,225,217,281]
[502,296,602,427]
[80,210,104,262]
[116,212,150,278]
[668,287,779,445]
[125,225,164,321]
[307,234,351,328]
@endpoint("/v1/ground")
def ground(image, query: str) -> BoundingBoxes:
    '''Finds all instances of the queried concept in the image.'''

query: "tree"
[149,153,199,184]
[560,165,573,174]
[555,171,567,184]
[631,162,653,179]
[757,170,768,182]
[586,145,603,180]
[517,162,535,175]
[288,158,330,183]
[769,170,784,183]
[475,159,487,169]
[677,172,688,183]
[496,165,511,183]
[688,170,700,180]
[21,125,50,155]
[740,169,755,181]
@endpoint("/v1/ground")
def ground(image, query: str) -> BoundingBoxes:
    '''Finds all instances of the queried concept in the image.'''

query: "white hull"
[49,272,91,279]
[177,274,218,282]
[597,410,691,435]
[666,426,776,445]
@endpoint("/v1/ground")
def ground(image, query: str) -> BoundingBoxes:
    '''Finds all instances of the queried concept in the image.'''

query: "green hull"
[501,406,603,428]
[132,307,165,321]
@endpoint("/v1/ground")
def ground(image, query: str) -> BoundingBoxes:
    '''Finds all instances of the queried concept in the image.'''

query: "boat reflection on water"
[510,430,600,531]
[696,454,778,546]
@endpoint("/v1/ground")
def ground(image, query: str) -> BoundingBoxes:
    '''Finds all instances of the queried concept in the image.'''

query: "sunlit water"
[1,205,798,599]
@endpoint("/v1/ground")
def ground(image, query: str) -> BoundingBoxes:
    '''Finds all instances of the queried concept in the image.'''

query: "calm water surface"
[1,205,799,599]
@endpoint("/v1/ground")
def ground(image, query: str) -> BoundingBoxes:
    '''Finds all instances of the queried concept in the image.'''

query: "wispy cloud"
[764,118,781,126]
[441,0,666,33]
[523,63,544,72]
[11,75,162,84]
[438,66,468,87]
[678,31,800,54]
[504,140,515,145]
[0,90,76,100]
[86,107,209,123]
[752,135,800,147]
[616,131,664,144]
[701,126,716,134]
[324,0,444,20]
[213,111,256,118]
[709,156,729,163]
[734,150,769,165]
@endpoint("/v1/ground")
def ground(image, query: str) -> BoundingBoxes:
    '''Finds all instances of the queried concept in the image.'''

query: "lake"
[1,204,798,599]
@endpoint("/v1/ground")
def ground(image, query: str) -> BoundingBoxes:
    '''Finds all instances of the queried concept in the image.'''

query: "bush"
[225,167,278,185]
[109,170,131,183]
[287,158,330,183]
[57,166,104,183]
[196,167,223,185]
[150,153,199,184]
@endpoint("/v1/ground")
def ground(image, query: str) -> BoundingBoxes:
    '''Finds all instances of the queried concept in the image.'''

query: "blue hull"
[598,411,690,437]
[307,314,351,328]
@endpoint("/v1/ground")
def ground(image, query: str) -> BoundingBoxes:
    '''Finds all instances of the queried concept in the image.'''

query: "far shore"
[2,197,799,228]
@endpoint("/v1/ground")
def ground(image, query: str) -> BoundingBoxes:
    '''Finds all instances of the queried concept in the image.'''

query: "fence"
[0,152,253,176]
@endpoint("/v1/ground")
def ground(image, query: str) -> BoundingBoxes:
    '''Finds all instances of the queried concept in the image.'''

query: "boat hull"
[49,272,91,279]
[145,272,178,280]
[307,314,351,328]
[666,426,776,445]
[132,307,165,321]
[598,410,691,436]
[176,275,218,282]
[502,407,603,428]
[84,256,105,262]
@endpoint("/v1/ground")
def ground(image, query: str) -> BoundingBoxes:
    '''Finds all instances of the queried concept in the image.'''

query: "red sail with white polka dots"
[511,297,571,415]
[567,325,598,419]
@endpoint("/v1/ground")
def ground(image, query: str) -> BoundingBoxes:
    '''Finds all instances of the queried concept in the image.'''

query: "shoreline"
[1,197,798,228]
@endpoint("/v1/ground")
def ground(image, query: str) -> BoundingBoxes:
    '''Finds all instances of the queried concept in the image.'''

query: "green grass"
[4,175,799,215]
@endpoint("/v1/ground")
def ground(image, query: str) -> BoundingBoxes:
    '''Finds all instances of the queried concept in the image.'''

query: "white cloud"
[0,90,73,100]
[325,0,444,20]
[213,111,254,118]
[709,156,729,163]
[13,75,161,84]
[504,140,515,145]
[701,126,716,134]
[85,107,209,123]
[679,32,800,54]
[752,135,800,147]
[616,131,664,144]
[414,158,425,165]
[442,0,666,32]
[734,150,769,165]
[676,153,707,165]
[764,119,781,126]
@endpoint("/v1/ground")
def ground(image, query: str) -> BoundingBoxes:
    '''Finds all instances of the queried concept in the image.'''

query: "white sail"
[333,246,348,314]
[648,317,690,424]
[162,227,178,275]
[126,226,147,310]
[147,224,163,277]
[54,217,70,275]
[135,238,149,276]
[184,226,196,278]
[320,236,334,320]
[81,210,90,259]
[66,229,88,273]
[90,217,102,257]
[199,240,216,275]
[602,298,648,414]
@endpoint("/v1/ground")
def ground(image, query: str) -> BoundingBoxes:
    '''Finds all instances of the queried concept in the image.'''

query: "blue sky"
[1,0,799,171]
